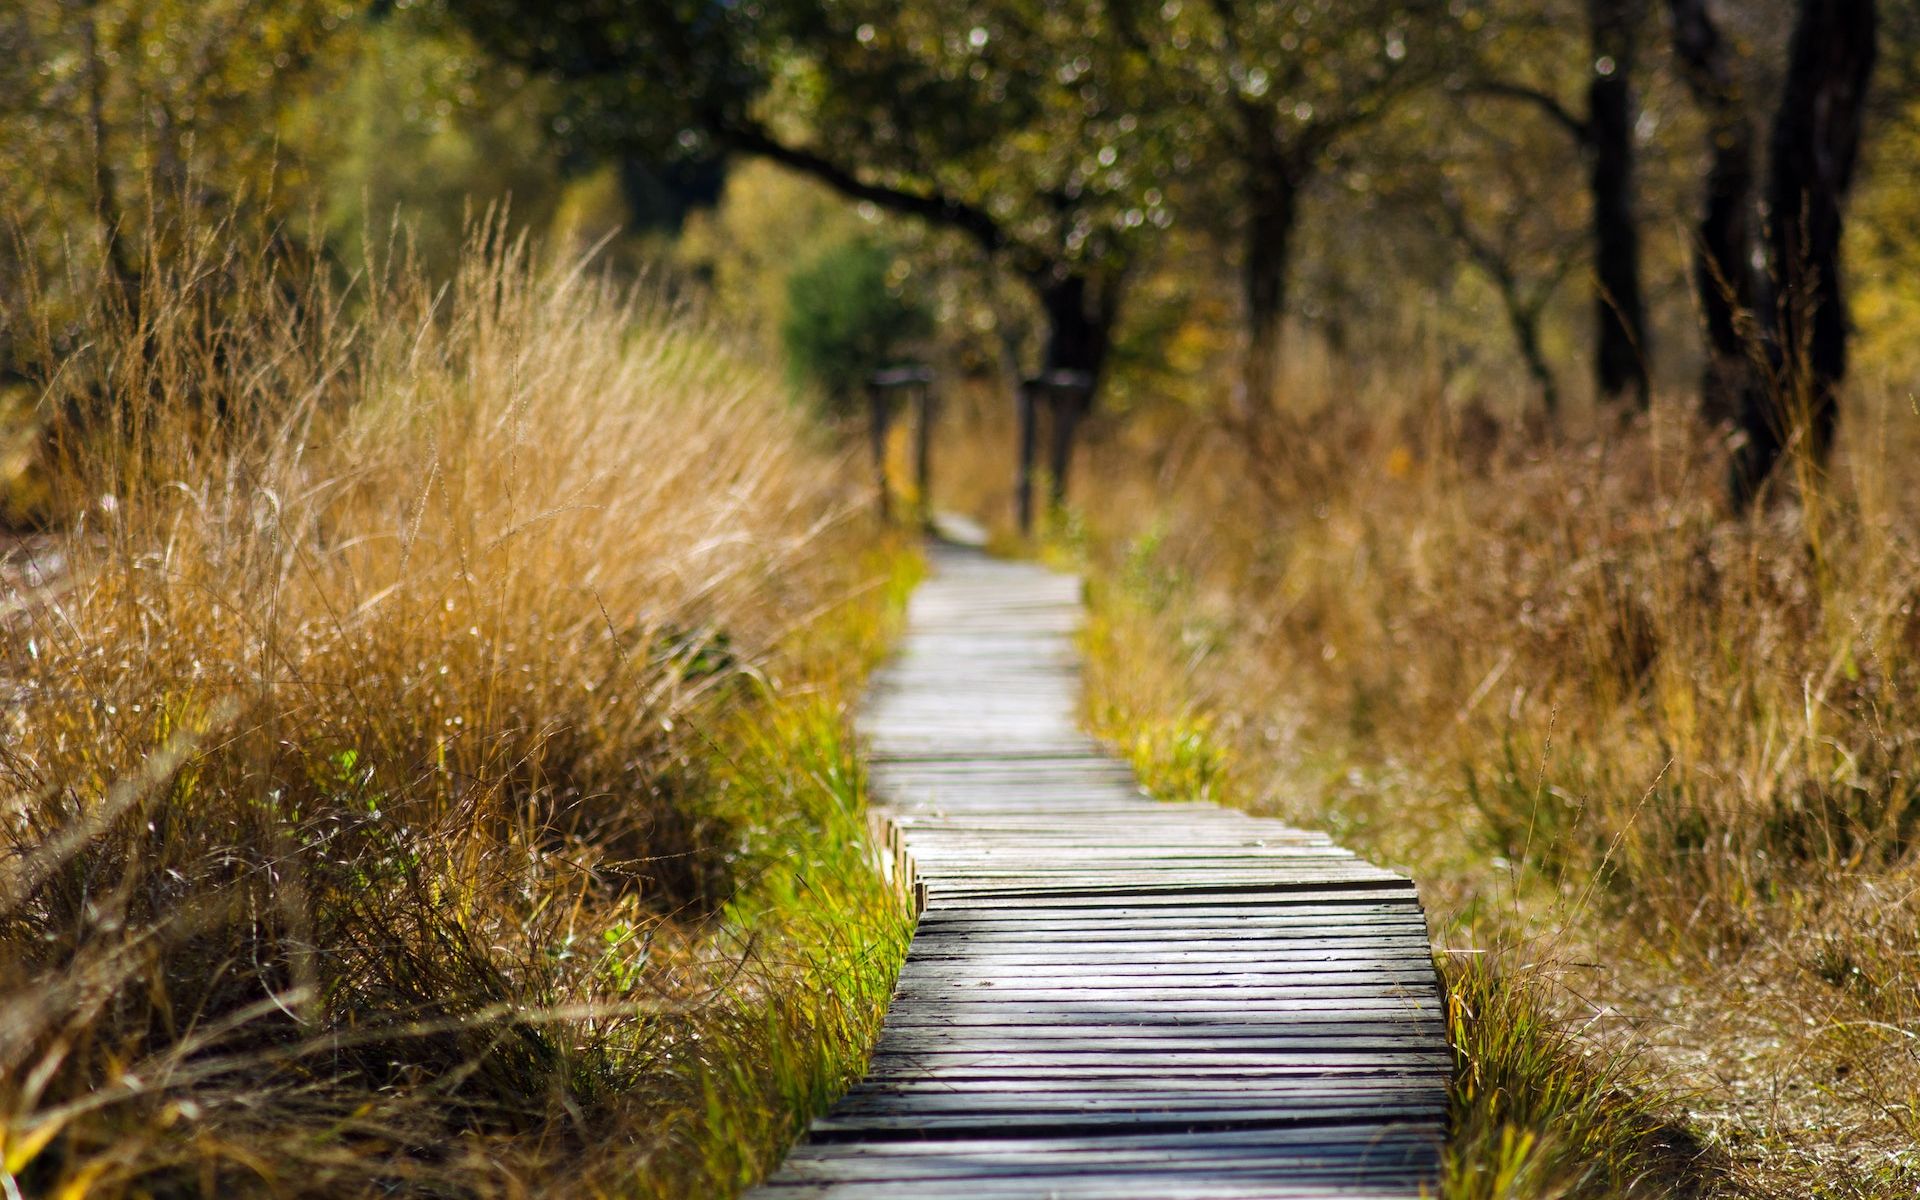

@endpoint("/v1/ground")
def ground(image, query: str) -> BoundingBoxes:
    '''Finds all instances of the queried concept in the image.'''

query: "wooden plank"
[746,543,1445,1198]
[781,1125,1441,1161]
[809,1103,1445,1137]
[907,932,1436,950]
[770,1160,1435,1186]
[869,1022,1446,1040]
[877,999,1443,1018]
[872,1021,1446,1040]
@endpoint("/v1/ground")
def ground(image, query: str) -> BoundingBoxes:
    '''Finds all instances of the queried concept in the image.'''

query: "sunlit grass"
[1033,372,1920,1197]
[1440,956,1721,1200]
[1081,587,1233,806]
[0,225,912,1197]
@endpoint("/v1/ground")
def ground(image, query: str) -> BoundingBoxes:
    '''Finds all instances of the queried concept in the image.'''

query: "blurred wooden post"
[912,376,937,528]
[866,379,894,522]
[1015,379,1039,535]
[1045,370,1093,509]
[868,365,936,525]
[1017,369,1094,535]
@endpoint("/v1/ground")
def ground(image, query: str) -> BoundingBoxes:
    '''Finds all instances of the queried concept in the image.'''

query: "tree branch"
[1459,80,1592,145]
[720,119,1009,257]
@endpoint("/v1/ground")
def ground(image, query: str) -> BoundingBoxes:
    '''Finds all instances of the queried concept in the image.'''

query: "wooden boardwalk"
[750,543,1448,1198]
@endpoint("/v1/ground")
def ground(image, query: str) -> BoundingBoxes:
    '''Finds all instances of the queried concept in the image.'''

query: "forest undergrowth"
[944,364,1920,1199]
[0,228,914,1198]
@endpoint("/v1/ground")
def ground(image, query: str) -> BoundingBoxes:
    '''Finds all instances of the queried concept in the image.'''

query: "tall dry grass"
[1000,361,1920,1195]
[0,226,909,1196]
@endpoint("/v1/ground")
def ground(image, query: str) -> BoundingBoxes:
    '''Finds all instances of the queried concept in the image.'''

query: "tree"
[1348,85,1587,421]
[781,233,932,411]
[0,0,356,383]
[1586,0,1651,407]
[1465,0,1652,408]
[295,15,574,281]
[1160,0,1461,417]
[1730,0,1878,501]
[1435,155,1581,417]
[448,0,1171,508]
[1665,0,1760,427]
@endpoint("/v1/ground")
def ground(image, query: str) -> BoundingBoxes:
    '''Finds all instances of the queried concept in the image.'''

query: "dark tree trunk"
[1439,194,1564,421]
[1014,269,1120,530]
[1732,0,1877,502]
[1667,0,1761,426]
[1589,0,1651,407]
[81,5,140,314]
[1037,272,1113,384]
[1241,138,1306,418]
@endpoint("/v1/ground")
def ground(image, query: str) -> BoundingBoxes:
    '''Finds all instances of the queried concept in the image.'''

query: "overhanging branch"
[1459,81,1592,145]
[721,119,1008,256]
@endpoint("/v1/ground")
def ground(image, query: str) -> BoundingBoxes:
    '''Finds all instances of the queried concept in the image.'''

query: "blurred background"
[4,0,1915,526]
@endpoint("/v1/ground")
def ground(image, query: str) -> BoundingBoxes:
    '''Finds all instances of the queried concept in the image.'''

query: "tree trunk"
[1667,0,1761,427]
[82,4,139,312]
[1732,0,1877,502]
[1589,0,1651,408]
[1014,269,1119,530]
[1241,141,1306,418]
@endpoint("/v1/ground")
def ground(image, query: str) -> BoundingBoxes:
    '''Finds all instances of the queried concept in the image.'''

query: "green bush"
[780,236,931,412]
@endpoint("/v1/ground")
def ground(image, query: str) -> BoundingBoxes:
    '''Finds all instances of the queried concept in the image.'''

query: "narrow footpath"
[751,542,1448,1198]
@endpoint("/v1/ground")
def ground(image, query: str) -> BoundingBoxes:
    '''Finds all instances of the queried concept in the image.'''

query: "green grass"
[1079,578,1235,807]
[1441,957,1722,1200]
[637,679,918,1198]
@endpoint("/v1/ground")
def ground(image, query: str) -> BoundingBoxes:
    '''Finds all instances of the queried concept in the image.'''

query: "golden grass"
[0,227,911,1197]
[983,366,1920,1196]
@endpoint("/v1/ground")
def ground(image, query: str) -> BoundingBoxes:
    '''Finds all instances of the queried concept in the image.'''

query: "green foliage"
[1443,957,1723,1199]
[1852,96,1920,380]
[0,0,358,357]
[1115,712,1232,807]
[640,689,915,1199]
[781,236,931,412]
[291,16,569,279]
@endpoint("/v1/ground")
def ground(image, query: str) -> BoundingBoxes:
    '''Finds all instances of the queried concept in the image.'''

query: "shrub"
[780,235,930,413]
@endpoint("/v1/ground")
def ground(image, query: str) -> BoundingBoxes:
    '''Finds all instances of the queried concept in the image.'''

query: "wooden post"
[1018,369,1093,533]
[867,365,936,525]
[1047,389,1084,509]
[913,379,937,529]
[867,380,893,522]
[1015,379,1038,536]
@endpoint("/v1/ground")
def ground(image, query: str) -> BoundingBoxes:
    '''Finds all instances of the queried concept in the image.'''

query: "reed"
[0,224,910,1197]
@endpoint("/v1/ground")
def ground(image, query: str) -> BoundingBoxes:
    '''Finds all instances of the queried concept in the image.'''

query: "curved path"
[751,542,1448,1198]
